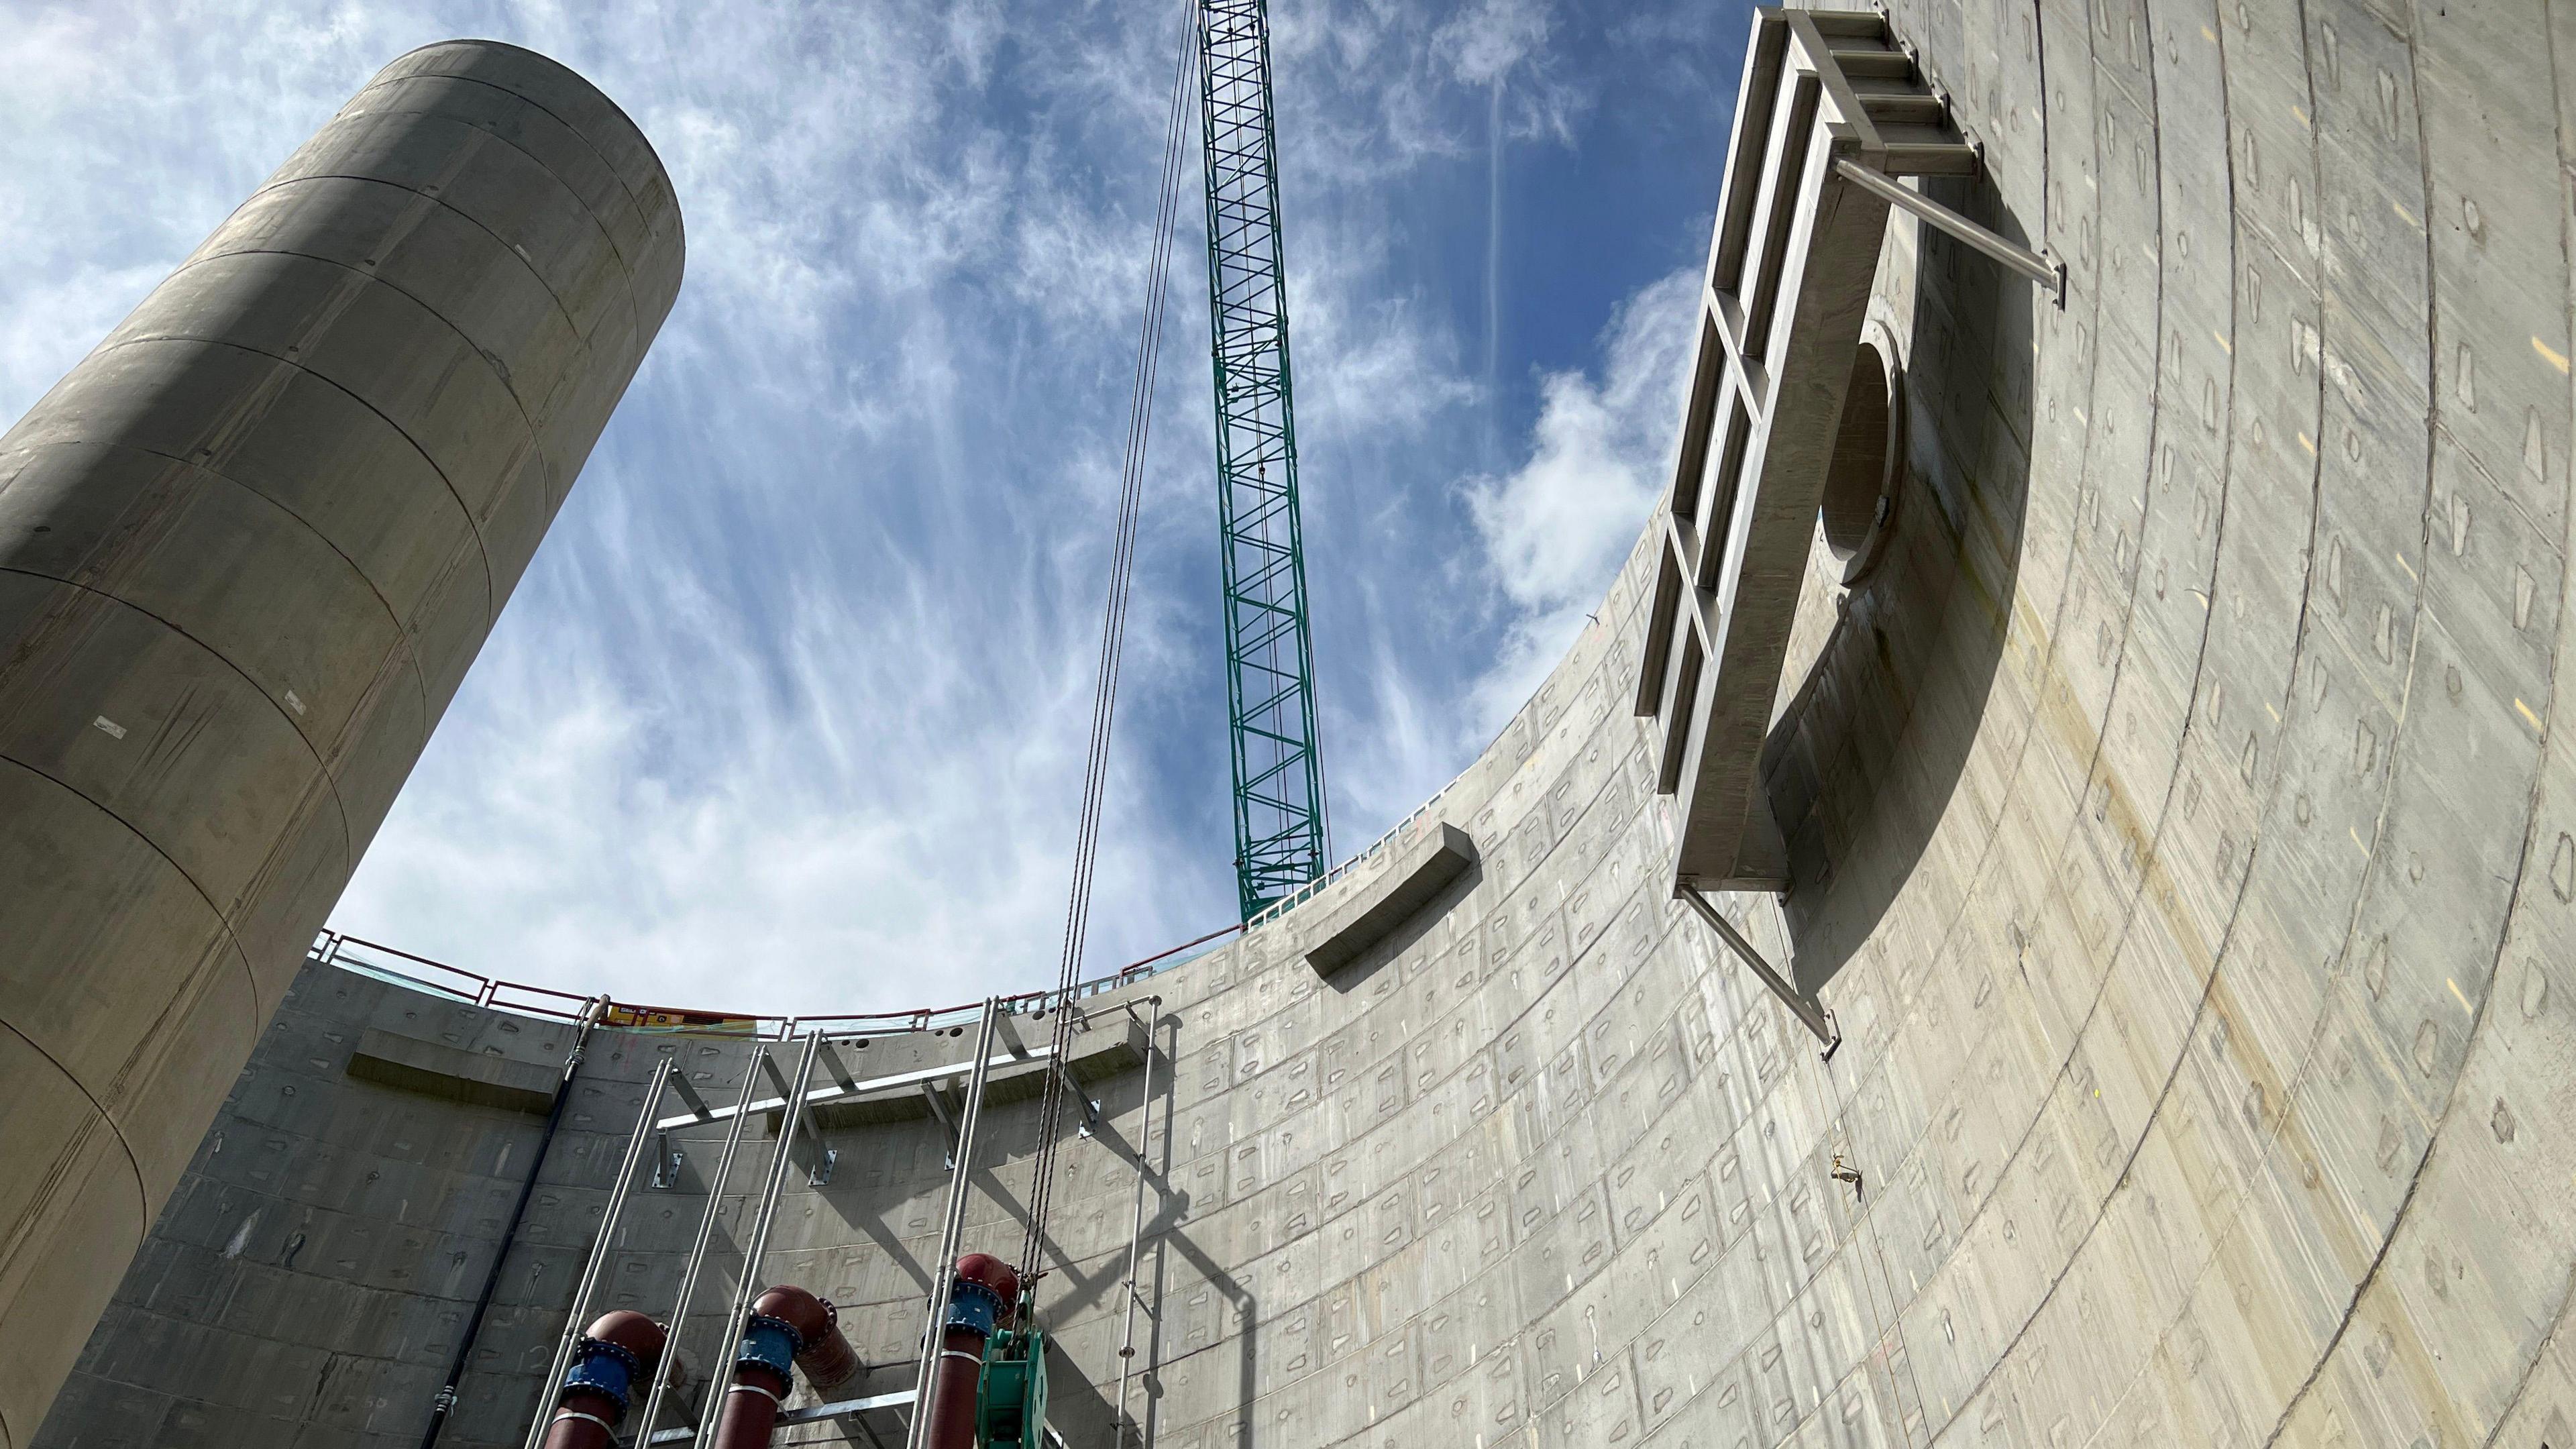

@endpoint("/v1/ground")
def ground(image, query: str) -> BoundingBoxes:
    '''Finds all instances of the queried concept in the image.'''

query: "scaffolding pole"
[901,999,1004,1449]
[1112,1000,1165,1447]
[694,1032,826,1442]
[517,1055,678,1449]
[632,1048,769,1443]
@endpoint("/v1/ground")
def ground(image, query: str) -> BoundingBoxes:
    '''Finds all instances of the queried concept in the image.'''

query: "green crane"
[1196,0,1330,919]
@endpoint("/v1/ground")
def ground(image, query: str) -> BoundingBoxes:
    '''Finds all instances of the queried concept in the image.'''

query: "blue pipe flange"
[562,1335,643,1409]
[735,1311,802,1379]
[946,1277,1006,1339]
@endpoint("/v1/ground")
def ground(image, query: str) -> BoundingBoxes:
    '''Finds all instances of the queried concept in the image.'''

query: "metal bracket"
[655,1038,1070,1132]
[669,1070,714,1121]
[1679,886,1843,1059]
[1832,158,2065,306]
[920,1083,961,1169]
[1057,1059,1102,1138]
[818,1041,860,1095]
[762,1049,839,1186]
[651,1130,684,1189]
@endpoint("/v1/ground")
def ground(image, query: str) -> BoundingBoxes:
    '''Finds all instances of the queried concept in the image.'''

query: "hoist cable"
[1022,0,1199,1286]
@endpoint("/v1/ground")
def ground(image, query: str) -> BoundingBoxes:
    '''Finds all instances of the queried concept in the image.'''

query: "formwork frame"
[517,997,1127,1448]
[513,1005,1046,1444]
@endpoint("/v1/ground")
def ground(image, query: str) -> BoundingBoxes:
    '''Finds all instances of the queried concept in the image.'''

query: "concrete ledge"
[1303,823,1479,977]
[345,1027,557,1115]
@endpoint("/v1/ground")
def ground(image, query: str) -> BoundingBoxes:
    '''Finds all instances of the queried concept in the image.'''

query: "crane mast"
[1197,0,1330,918]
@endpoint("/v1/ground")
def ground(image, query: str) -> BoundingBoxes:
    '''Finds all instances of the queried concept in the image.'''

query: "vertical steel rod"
[901,1000,1002,1449]
[517,1053,678,1449]
[1112,1000,1163,1447]
[696,1031,825,1444]
[633,1046,769,1444]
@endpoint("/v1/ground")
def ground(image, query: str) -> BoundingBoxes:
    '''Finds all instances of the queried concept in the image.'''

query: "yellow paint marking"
[2517,697,2544,732]
[2448,978,2474,1015]
[2350,826,2371,858]
[2202,24,2218,41]
[2393,201,2417,226]
[2394,550,2417,582]
[2292,105,2310,127]
[2213,329,2233,354]
[2265,702,2281,723]
[2298,432,2316,456]
[2536,336,2572,374]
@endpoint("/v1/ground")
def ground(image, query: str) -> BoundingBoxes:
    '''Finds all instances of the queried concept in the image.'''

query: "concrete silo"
[0,40,680,1446]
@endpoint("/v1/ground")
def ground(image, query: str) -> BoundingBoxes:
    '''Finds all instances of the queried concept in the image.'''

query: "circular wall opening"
[1819,326,1905,584]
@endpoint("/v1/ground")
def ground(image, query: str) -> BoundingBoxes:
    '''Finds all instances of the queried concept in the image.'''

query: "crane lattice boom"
[1197,0,1328,918]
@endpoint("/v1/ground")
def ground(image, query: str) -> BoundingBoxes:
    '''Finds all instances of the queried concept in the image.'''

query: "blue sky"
[0,0,1747,1015]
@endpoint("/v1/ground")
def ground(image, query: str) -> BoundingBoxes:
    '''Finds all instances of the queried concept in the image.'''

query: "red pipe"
[758,1285,862,1391]
[706,1284,866,1449]
[924,1254,1021,1449]
[710,1355,788,1449]
[542,1311,667,1449]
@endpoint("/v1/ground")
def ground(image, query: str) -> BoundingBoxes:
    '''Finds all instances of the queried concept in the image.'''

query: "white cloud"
[1462,266,1699,732]
[0,0,1727,1017]
[1439,0,1553,88]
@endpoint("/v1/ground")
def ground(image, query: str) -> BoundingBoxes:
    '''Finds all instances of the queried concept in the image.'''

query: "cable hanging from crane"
[1020,0,1200,1292]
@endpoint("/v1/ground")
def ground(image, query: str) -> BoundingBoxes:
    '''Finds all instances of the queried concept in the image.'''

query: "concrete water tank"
[0,40,681,1444]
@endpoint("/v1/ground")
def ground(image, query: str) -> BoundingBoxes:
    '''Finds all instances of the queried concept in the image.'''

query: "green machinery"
[1197,0,1331,918]
[975,1322,1047,1448]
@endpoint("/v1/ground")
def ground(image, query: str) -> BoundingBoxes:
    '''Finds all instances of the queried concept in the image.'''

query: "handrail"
[305,918,1246,1041]
[1246,783,1452,927]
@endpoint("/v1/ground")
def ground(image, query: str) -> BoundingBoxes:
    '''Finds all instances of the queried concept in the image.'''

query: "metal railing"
[1244,782,1452,928]
[307,922,1243,1040]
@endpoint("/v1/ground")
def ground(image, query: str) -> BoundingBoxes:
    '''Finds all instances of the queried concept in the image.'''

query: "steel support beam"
[1831,158,2063,299]
[1679,887,1841,1057]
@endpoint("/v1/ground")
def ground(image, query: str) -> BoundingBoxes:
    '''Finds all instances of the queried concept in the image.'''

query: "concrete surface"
[28,3,2576,1449]
[0,40,681,1448]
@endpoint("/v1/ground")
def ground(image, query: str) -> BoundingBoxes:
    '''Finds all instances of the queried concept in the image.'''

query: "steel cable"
[1022,0,1199,1285]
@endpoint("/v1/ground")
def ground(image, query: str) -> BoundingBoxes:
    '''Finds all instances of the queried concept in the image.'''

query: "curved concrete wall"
[0,42,680,1448]
[28,5,2576,1449]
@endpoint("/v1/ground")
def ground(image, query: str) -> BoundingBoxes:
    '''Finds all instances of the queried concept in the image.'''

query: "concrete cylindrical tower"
[0,40,680,1446]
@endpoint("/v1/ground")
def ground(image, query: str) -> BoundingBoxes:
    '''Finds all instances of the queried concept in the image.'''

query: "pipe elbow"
[751,1284,861,1391]
[542,1311,668,1449]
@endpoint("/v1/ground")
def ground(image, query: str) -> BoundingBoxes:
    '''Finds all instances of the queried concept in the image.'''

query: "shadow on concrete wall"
[1768,175,2045,998]
[934,1007,1190,1448]
[1320,864,1483,1000]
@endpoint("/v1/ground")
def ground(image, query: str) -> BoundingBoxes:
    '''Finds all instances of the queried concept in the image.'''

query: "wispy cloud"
[0,0,1732,1016]
[1461,266,1699,733]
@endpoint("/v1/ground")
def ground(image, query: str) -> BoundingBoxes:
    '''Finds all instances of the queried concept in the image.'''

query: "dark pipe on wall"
[421,1000,602,1448]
